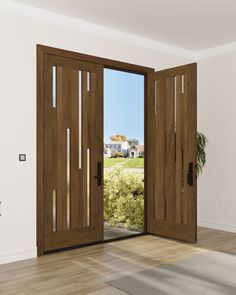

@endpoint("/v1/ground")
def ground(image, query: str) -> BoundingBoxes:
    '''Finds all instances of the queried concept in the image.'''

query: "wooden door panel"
[155,79,165,220]
[147,63,197,243]
[43,54,103,251]
[70,67,80,229]
[165,77,176,223]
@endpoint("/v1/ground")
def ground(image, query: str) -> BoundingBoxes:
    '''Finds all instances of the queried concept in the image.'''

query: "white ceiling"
[12,0,236,51]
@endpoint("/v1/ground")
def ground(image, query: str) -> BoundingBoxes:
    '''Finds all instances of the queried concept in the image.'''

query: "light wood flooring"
[0,227,235,295]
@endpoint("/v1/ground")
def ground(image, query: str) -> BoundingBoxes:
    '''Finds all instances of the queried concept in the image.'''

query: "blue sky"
[104,69,144,144]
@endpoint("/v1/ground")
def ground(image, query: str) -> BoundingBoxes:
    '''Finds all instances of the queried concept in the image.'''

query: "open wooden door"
[42,52,103,252]
[146,63,197,242]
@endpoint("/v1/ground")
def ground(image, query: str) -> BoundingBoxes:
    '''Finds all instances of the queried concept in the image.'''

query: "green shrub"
[104,168,144,230]
[112,152,124,158]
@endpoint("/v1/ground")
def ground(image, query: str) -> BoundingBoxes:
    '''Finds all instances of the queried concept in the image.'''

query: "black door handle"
[94,162,102,186]
[187,162,194,186]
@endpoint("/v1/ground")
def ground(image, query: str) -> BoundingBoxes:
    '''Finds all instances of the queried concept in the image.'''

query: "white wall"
[198,52,236,233]
[3,2,235,266]
[0,9,189,264]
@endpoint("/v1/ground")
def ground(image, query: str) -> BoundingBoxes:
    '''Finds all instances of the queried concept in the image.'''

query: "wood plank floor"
[0,227,235,295]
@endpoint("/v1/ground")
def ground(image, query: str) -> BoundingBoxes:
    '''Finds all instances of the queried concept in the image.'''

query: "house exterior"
[104,141,145,158]
[104,147,112,158]
[104,140,129,157]
[138,145,144,157]
[129,146,139,158]
[128,145,144,158]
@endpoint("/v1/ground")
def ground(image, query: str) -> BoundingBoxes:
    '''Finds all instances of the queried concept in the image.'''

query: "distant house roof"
[129,146,138,151]
[138,145,144,152]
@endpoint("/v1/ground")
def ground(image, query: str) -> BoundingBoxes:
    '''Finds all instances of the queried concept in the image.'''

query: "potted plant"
[197,132,208,176]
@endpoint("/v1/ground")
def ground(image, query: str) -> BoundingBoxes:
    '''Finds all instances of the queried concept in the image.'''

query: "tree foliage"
[128,138,139,146]
[110,134,128,141]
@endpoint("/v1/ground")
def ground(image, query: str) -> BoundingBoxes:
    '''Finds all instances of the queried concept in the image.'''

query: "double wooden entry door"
[37,45,197,254]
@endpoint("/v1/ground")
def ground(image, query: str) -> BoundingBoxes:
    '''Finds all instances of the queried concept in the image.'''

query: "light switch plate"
[19,154,26,161]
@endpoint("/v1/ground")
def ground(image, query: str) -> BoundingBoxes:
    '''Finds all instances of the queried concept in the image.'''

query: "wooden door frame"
[37,44,154,256]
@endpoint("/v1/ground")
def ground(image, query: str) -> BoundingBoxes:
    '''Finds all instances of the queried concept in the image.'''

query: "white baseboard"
[198,219,236,233]
[0,248,37,265]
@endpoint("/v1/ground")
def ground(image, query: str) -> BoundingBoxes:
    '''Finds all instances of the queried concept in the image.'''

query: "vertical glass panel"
[87,148,90,226]
[153,183,156,218]
[181,148,184,223]
[52,189,57,232]
[52,65,57,108]
[67,128,71,229]
[174,76,177,130]
[87,72,91,92]
[181,74,185,95]
[78,71,82,170]
[154,80,157,115]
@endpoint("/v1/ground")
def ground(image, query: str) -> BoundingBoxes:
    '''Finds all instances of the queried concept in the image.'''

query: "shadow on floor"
[104,223,143,240]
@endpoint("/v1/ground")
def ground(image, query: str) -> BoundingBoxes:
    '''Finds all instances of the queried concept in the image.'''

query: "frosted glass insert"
[154,80,157,115]
[52,189,57,232]
[67,128,71,229]
[181,74,185,94]
[52,65,57,108]
[87,72,91,92]
[174,76,177,129]
[78,71,82,170]
[87,148,90,226]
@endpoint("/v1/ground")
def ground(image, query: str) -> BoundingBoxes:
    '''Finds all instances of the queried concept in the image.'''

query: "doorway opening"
[103,68,145,240]
[37,45,197,256]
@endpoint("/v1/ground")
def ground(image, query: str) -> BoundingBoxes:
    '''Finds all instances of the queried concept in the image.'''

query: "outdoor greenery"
[122,158,144,169]
[104,168,144,230]
[104,158,127,168]
[104,158,144,169]
[197,132,208,176]
[110,134,128,141]
[128,138,139,146]
[103,132,207,231]
[112,152,125,158]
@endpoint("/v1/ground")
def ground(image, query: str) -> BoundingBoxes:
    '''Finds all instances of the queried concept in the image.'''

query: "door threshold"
[103,232,147,243]
[44,232,148,255]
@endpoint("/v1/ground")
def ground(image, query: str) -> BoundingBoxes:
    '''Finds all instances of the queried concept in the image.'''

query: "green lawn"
[104,158,144,169]
[122,158,144,169]
[104,158,127,168]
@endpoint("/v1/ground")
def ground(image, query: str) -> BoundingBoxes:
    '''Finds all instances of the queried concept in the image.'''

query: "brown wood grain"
[43,55,56,249]
[37,44,154,74]
[39,49,105,252]
[70,67,80,229]
[36,45,44,256]
[146,72,154,233]
[147,63,197,243]
[82,71,89,227]
[156,79,166,220]
[175,75,184,223]
[56,65,68,231]
[91,65,104,241]
[165,77,176,222]
[37,44,153,254]
[153,64,196,79]
[186,65,197,228]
